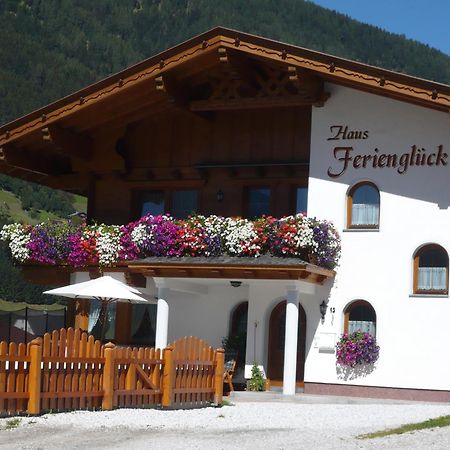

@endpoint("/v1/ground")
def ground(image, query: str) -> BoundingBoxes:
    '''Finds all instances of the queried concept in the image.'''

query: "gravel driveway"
[1,402,450,449]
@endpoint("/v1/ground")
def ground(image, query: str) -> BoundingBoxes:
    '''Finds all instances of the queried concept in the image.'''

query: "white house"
[1,28,449,401]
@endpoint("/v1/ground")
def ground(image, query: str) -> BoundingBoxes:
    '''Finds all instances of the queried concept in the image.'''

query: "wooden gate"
[111,345,163,408]
[169,336,221,408]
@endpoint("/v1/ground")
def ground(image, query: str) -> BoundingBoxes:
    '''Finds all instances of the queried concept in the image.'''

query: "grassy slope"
[0,190,86,224]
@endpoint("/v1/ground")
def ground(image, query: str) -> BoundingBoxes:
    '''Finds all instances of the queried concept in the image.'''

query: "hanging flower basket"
[336,331,380,368]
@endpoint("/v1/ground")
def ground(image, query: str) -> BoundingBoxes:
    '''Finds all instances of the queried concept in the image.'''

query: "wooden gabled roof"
[0,27,449,187]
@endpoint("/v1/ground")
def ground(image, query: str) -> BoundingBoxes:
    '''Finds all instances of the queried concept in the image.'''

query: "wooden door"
[267,300,306,382]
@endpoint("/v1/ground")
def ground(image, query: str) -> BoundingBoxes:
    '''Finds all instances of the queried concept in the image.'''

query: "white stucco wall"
[307,84,450,390]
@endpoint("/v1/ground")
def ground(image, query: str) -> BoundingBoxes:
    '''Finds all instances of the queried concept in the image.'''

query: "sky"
[309,0,450,56]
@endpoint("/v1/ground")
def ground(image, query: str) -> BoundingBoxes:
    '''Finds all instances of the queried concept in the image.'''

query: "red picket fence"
[0,328,224,416]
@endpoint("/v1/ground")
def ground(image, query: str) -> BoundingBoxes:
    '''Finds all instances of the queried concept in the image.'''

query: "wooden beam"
[216,48,259,95]
[0,144,69,176]
[190,94,322,111]
[42,124,92,160]
[154,73,187,108]
[21,265,71,286]
[45,173,91,191]
[154,73,211,121]
[287,66,330,106]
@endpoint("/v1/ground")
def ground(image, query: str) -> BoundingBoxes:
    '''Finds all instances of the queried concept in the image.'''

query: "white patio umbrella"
[43,276,150,341]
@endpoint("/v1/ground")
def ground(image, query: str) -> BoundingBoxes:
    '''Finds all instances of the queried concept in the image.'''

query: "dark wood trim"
[41,124,92,160]
[190,94,323,111]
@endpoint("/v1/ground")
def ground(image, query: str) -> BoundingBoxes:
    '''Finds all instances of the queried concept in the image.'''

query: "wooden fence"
[0,328,224,416]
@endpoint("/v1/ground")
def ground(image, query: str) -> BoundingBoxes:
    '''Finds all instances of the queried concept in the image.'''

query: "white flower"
[0,223,31,262]
[131,223,148,248]
[221,217,261,256]
[94,225,122,266]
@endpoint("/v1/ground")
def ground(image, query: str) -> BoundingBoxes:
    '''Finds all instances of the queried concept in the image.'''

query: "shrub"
[247,363,266,391]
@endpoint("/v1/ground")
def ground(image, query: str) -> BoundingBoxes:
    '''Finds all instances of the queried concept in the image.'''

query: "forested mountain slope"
[1,0,449,126]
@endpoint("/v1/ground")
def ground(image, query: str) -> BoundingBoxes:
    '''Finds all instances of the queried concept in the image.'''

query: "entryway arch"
[267,300,306,383]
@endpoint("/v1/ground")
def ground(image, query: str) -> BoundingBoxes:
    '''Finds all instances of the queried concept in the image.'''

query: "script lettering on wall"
[326,125,447,178]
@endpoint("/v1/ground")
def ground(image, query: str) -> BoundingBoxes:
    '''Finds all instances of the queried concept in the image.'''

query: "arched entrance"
[267,300,306,383]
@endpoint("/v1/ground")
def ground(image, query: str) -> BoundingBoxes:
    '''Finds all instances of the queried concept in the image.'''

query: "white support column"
[283,287,299,395]
[155,286,170,350]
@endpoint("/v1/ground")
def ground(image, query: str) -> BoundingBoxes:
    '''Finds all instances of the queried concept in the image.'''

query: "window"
[344,300,376,336]
[295,187,308,214]
[130,304,156,346]
[172,190,198,219]
[347,182,380,228]
[139,190,198,219]
[140,191,164,216]
[246,187,271,218]
[413,244,449,294]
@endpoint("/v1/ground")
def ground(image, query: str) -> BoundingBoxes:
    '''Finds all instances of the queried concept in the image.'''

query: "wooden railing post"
[214,348,225,405]
[102,342,116,411]
[162,346,174,408]
[28,338,42,415]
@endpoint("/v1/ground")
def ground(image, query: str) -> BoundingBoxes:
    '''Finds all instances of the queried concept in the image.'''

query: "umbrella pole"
[98,299,109,342]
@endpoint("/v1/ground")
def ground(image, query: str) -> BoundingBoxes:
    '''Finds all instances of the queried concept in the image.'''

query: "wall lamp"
[319,300,328,321]
[216,189,224,203]
[230,280,242,288]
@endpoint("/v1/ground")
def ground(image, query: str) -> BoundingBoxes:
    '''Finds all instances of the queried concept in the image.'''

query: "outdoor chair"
[223,352,237,392]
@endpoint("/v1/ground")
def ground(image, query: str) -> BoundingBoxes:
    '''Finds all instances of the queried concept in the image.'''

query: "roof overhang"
[1,27,449,188]
[21,257,335,287]
[127,256,335,284]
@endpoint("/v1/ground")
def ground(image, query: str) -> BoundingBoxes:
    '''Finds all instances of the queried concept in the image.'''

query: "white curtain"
[418,267,447,290]
[352,204,379,226]
[88,299,101,333]
[348,320,376,336]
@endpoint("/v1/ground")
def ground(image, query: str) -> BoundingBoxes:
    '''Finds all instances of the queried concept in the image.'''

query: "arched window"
[413,244,449,294]
[347,182,380,228]
[344,300,376,336]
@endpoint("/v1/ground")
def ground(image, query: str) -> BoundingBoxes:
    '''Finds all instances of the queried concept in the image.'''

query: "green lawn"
[0,190,85,224]
[0,190,36,224]
[358,415,450,439]
[72,194,87,213]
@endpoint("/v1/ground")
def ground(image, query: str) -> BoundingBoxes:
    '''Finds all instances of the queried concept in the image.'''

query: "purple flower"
[336,331,380,367]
